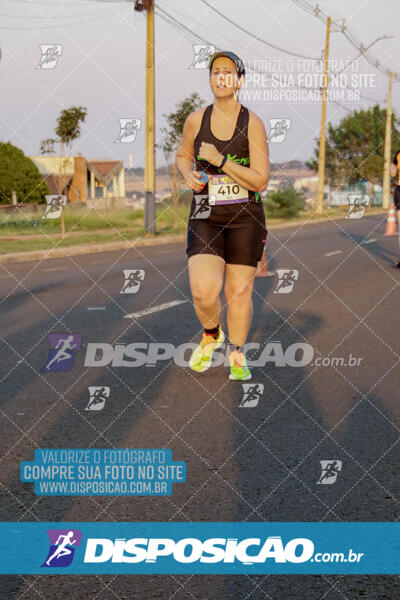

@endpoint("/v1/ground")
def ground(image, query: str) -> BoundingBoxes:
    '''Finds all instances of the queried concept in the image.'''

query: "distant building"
[293,176,318,194]
[29,155,125,206]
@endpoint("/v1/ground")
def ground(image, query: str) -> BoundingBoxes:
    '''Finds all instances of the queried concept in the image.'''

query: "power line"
[0,10,106,19]
[199,0,320,60]
[155,4,321,92]
[155,4,212,48]
[155,5,277,81]
[0,11,111,28]
[332,100,352,113]
[292,0,400,81]
[8,0,101,5]
[20,0,376,110]
[157,1,382,103]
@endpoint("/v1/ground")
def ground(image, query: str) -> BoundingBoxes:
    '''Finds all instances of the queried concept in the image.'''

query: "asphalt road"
[1,212,400,599]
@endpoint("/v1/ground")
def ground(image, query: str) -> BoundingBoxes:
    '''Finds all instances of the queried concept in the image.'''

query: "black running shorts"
[186,199,267,268]
[394,185,400,211]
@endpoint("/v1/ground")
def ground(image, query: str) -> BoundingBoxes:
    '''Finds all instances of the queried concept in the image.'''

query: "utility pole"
[145,0,156,234]
[316,16,331,215]
[382,71,393,210]
[134,0,156,234]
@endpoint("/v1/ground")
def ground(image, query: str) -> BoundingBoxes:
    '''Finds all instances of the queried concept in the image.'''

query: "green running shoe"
[229,349,251,381]
[189,326,225,372]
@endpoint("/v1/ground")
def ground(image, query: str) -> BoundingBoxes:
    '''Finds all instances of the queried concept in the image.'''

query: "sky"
[1,0,400,168]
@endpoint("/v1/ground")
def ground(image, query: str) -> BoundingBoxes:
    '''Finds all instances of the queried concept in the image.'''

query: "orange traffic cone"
[384,204,397,236]
[255,245,275,277]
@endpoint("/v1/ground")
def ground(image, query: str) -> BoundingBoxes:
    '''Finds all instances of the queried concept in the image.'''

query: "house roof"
[43,174,72,195]
[87,160,123,185]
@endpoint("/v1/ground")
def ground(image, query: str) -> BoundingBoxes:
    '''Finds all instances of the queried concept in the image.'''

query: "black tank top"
[193,103,259,203]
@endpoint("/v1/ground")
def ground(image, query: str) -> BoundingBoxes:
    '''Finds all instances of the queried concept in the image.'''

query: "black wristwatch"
[219,154,227,169]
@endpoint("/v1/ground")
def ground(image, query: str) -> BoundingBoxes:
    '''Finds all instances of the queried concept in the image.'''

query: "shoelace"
[199,332,219,348]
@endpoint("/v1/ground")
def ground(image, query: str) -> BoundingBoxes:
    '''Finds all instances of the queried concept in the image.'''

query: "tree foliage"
[265,185,306,218]
[159,93,205,227]
[40,106,87,155]
[159,93,205,159]
[39,138,57,154]
[55,106,87,151]
[0,142,49,204]
[307,104,400,185]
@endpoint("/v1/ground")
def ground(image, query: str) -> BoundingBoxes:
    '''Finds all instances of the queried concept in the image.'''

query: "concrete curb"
[0,234,187,265]
[0,210,386,265]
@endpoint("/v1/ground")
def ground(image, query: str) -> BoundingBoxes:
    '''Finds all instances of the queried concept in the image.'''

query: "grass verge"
[0,202,386,255]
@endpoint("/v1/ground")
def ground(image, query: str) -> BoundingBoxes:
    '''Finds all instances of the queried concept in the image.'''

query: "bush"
[0,142,49,204]
[265,185,306,218]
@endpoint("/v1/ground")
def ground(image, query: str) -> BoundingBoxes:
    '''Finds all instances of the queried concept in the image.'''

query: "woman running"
[176,51,269,380]
[390,149,400,268]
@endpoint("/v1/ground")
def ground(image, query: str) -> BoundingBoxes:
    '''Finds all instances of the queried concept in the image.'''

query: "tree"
[40,106,87,156]
[0,142,49,204]
[265,185,306,218]
[159,93,205,227]
[39,138,57,154]
[55,106,87,155]
[40,106,87,237]
[307,104,400,186]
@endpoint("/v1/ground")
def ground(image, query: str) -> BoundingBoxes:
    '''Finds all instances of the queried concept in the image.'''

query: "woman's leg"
[188,254,225,329]
[224,263,257,346]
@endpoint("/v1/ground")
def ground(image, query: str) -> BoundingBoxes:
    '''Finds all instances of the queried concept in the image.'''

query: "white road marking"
[87,307,106,311]
[124,300,187,319]
[324,250,343,257]
[362,238,377,244]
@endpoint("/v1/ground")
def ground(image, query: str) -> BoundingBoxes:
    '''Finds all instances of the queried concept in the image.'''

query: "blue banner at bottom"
[0,522,399,574]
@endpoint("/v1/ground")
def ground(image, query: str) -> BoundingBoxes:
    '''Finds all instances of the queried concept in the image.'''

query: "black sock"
[204,324,220,339]
[228,340,241,353]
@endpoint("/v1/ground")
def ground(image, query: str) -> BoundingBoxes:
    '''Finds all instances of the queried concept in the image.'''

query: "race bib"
[208,174,249,205]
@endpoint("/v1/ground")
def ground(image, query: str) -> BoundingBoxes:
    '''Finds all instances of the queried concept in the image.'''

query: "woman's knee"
[191,281,221,307]
[225,282,253,305]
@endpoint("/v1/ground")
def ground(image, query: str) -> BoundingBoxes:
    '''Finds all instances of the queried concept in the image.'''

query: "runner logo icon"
[269,119,291,143]
[239,383,264,407]
[115,118,142,143]
[191,195,213,219]
[85,386,110,411]
[43,195,66,219]
[317,460,343,484]
[274,269,299,294]
[36,44,63,69]
[189,44,215,69]
[41,334,82,372]
[346,194,369,219]
[42,529,82,567]
[121,269,145,294]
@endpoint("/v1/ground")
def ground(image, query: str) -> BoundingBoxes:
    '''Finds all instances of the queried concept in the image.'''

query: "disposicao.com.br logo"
[84,341,314,368]
[85,535,313,564]
[0,522,374,574]
[82,536,363,566]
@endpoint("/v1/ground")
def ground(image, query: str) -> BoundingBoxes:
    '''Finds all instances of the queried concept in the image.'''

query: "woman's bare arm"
[176,112,204,192]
